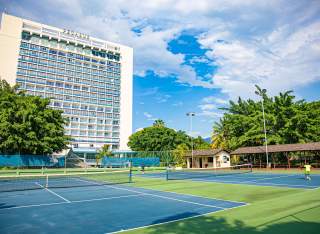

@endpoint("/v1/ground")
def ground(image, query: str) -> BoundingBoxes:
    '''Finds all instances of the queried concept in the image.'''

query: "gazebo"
[230,142,320,168]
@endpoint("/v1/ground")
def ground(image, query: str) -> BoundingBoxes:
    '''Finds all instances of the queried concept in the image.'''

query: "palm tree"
[96,144,112,167]
[153,119,165,127]
[211,121,228,149]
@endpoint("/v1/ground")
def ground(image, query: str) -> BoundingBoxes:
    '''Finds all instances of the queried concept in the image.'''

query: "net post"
[166,162,169,181]
[45,175,49,188]
[129,160,133,183]
[64,154,67,174]
[41,166,44,175]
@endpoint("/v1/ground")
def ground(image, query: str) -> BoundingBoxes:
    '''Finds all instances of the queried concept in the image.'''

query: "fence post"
[129,160,133,183]
[166,163,169,181]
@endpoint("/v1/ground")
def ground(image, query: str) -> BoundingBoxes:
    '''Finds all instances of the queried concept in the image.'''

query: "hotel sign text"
[63,29,90,40]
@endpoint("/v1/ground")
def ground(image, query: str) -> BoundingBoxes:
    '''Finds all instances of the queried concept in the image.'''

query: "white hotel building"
[0,13,133,156]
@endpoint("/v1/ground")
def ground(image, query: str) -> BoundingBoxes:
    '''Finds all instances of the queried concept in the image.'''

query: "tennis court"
[0,170,246,234]
[141,166,320,189]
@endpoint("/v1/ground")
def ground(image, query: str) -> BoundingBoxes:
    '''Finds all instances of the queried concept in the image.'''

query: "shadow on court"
[147,214,320,234]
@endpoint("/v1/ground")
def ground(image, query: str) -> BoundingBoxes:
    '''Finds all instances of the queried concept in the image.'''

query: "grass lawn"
[125,176,320,234]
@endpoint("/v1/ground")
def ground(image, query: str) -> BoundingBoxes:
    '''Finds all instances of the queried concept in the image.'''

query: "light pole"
[186,112,195,168]
[255,89,269,169]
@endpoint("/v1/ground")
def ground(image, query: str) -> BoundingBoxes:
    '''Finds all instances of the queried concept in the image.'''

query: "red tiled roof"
[184,149,226,157]
[231,142,320,155]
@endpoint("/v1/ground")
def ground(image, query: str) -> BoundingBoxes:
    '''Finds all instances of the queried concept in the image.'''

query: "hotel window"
[81,105,88,110]
[67,44,75,51]
[48,54,56,60]
[30,44,39,50]
[36,86,45,91]
[26,84,35,90]
[21,41,29,48]
[54,102,61,107]
[71,130,78,135]
[50,40,58,48]
[41,38,50,46]
[97,107,104,112]
[59,42,67,50]
[63,103,71,108]
[71,123,79,128]
[40,46,49,52]
[82,86,89,91]
[21,31,31,41]
[29,51,38,57]
[49,49,57,55]
[46,80,54,86]
[55,82,63,87]
[72,103,79,109]
[80,118,87,123]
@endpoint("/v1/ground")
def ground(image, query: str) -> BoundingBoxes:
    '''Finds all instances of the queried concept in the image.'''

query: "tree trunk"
[286,152,290,169]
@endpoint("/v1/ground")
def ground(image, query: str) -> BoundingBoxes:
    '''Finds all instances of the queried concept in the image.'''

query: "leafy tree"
[96,144,112,166]
[193,136,211,150]
[0,79,70,154]
[173,143,188,167]
[212,86,320,151]
[128,120,191,151]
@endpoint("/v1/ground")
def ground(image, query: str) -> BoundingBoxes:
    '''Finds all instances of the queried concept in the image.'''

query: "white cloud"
[135,127,144,132]
[156,94,171,103]
[189,56,210,64]
[199,104,216,111]
[143,112,157,121]
[172,101,183,106]
[199,19,320,99]
[136,87,159,97]
[6,0,320,99]
[197,111,223,119]
[202,96,228,105]
[143,112,152,118]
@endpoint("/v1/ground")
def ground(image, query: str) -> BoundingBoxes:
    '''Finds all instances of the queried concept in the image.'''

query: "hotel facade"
[0,13,133,153]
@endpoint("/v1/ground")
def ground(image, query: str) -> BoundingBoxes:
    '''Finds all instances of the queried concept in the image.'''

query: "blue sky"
[1,0,319,138]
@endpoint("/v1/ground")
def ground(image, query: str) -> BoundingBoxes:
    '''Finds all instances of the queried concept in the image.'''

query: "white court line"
[110,203,249,234]
[0,201,69,211]
[74,178,227,209]
[190,178,317,189]
[124,186,248,205]
[106,184,226,209]
[248,174,298,182]
[0,194,145,211]
[35,182,71,203]
[71,194,145,203]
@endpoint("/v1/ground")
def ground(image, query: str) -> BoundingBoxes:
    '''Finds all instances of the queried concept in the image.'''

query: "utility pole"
[255,89,269,169]
[186,112,195,168]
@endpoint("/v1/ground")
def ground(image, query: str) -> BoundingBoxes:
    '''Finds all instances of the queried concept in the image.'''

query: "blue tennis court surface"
[141,171,320,189]
[0,183,246,233]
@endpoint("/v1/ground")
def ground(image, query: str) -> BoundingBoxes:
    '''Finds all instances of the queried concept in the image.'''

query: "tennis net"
[166,164,252,180]
[0,170,131,192]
